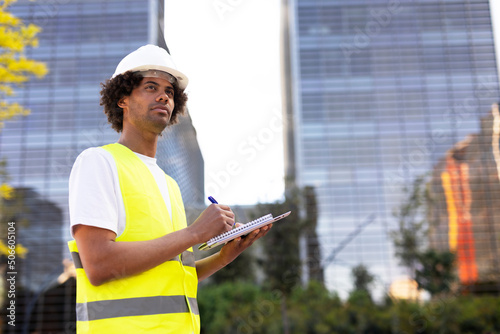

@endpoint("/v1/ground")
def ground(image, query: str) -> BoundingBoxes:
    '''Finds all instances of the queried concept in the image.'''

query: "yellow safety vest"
[68,143,200,333]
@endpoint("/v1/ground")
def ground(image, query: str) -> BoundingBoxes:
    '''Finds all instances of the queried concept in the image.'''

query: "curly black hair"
[99,71,188,132]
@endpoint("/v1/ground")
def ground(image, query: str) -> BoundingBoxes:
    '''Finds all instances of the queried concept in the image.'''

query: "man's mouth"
[151,105,171,115]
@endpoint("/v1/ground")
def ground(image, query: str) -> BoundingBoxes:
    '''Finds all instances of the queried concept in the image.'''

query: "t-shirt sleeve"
[69,147,119,237]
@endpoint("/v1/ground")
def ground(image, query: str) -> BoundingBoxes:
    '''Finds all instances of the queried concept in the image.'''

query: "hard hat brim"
[112,65,189,90]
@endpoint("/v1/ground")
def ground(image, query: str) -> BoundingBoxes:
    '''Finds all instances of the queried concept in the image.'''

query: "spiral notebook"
[198,211,292,250]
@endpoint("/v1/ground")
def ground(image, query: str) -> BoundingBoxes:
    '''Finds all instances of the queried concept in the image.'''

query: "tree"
[0,0,48,130]
[0,1,48,200]
[348,263,376,322]
[391,174,457,297]
[251,182,305,334]
[391,175,428,278]
[303,186,324,284]
[351,263,375,294]
[415,249,455,296]
[0,0,48,199]
[198,281,281,334]
[0,0,47,286]
[253,183,303,296]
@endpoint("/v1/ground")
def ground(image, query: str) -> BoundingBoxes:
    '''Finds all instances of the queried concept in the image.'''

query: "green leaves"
[391,174,457,297]
[198,281,500,334]
[415,249,456,296]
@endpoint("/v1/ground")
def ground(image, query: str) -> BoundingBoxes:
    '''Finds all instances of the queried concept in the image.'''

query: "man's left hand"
[219,223,273,265]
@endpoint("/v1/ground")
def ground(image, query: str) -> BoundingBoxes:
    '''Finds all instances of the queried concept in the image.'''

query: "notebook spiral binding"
[211,214,273,243]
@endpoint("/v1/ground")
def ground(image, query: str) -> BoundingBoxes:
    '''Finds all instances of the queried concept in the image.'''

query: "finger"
[259,224,272,236]
[247,226,270,242]
[224,236,242,248]
[219,209,235,224]
[239,229,261,246]
[210,205,235,227]
[217,204,234,214]
[238,237,257,250]
[209,203,233,214]
[225,210,235,221]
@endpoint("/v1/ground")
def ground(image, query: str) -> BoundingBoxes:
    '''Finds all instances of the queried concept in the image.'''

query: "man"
[68,44,271,333]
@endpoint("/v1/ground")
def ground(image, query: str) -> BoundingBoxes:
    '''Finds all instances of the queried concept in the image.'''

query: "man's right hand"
[188,204,235,244]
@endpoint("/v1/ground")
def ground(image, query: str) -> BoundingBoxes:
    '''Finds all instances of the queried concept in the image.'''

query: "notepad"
[198,211,291,250]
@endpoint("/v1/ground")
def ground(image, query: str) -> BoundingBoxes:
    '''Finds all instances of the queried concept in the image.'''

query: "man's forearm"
[75,204,236,286]
[195,252,229,282]
[75,225,199,286]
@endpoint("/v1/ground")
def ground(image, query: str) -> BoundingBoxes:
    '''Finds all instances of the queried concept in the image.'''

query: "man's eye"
[166,90,174,97]
[146,85,157,90]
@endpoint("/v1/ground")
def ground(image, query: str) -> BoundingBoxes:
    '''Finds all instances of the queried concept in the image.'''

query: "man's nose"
[157,92,169,102]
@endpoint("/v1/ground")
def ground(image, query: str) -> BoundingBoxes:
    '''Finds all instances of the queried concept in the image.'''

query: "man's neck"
[118,128,158,158]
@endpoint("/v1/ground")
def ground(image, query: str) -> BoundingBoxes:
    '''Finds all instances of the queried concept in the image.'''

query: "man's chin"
[157,123,170,137]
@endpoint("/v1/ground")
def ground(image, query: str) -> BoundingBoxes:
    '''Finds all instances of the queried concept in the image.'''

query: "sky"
[164,1,284,206]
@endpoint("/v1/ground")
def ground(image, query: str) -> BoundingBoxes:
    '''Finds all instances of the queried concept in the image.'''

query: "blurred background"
[0,0,499,333]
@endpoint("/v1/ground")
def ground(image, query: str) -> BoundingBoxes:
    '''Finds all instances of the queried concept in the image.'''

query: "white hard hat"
[112,44,189,90]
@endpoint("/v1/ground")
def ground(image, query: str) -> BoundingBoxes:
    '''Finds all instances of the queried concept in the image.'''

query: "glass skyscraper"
[1,0,203,297]
[283,0,500,297]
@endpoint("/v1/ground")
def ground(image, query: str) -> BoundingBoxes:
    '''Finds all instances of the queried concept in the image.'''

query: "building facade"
[429,105,500,293]
[282,0,500,296]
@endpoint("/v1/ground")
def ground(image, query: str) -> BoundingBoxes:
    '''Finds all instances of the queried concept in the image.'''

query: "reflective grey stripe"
[71,251,195,269]
[71,252,83,269]
[170,251,195,268]
[181,251,196,267]
[77,295,199,322]
[188,296,199,315]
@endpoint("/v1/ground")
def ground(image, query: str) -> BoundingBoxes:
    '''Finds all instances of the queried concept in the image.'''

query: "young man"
[68,44,271,333]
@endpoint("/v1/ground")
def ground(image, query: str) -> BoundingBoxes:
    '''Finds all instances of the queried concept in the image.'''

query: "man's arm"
[195,224,272,281]
[74,204,234,286]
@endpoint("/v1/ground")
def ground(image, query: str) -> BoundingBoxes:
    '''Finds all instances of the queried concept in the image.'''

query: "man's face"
[119,76,176,135]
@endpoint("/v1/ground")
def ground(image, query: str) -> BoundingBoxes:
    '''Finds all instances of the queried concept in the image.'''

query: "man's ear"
[117,96,128,109]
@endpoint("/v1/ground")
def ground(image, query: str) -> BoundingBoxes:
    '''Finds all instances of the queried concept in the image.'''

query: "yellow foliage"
[0,240,28,258]
[0,182,13,199]
[0,0,47,257]
[0,242,8,255]
[15,242,28,257]
[0,0,48,128]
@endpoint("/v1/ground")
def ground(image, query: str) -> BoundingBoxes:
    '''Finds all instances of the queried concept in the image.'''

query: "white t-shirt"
[69,147,172,238]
